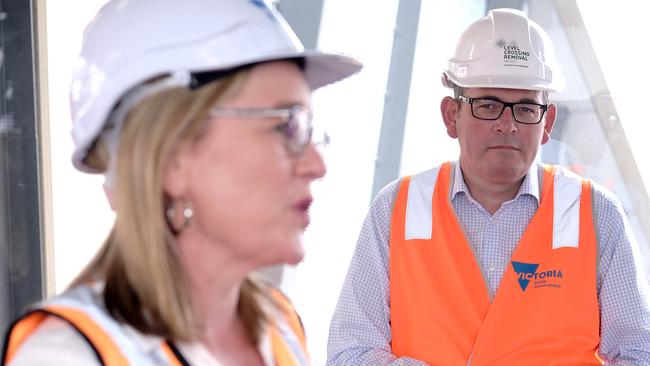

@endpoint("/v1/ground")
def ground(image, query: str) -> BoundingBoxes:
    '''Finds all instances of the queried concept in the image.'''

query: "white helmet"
[71,0,362,173]
[441,8,563,92]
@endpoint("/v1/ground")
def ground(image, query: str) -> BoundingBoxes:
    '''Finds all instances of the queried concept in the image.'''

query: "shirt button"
[489,266,495,272]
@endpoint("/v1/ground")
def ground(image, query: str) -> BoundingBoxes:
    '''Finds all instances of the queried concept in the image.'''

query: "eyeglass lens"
[287,108,312,155]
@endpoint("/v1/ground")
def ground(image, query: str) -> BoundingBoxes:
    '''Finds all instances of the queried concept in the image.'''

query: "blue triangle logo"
[511,261,540,292]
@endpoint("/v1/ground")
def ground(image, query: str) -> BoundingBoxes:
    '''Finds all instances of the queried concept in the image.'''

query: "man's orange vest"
[2,285,308,365]
[389,162,602,365]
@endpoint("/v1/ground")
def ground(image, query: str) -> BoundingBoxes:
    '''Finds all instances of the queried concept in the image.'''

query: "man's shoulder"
[541,163,624,214]
[588,179,626,220]
[372,178,401,211]
[368,166,442,222]
[549,164,583,181]
[374,164,445,207]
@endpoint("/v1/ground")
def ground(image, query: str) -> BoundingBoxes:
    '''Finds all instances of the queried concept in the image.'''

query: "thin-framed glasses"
[209,105,328,156]
[457,95,548,124]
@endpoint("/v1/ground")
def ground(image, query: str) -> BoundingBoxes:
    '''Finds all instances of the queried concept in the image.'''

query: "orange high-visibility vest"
[2,285,309,366]
[390,162,601,365]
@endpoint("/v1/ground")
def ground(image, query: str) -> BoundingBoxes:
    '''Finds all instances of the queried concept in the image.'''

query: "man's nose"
[494,105,518,134]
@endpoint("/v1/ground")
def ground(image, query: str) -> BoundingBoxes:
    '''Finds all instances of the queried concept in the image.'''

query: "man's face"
[442,87,556,186]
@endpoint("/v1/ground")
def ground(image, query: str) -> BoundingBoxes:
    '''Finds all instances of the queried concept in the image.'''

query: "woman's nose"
[296,142,327,180]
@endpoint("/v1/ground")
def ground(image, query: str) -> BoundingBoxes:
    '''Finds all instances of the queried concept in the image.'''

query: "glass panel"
[572,0,650,264]
[0,0,44,331]
[46,0,114,294]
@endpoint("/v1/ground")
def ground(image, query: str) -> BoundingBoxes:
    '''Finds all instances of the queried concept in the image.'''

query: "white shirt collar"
[451,160,541,204]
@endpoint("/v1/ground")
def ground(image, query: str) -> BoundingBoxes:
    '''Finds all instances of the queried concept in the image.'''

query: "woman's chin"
[282,245,306,266]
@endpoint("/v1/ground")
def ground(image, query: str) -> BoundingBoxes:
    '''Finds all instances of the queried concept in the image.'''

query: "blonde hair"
[73,69,274,344]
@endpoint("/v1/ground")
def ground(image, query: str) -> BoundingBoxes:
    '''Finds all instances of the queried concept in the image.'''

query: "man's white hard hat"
[70,0,362,173]
[441,8,563,92]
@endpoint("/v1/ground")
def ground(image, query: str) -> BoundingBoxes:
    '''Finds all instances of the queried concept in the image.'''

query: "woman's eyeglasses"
[209,105,328,156]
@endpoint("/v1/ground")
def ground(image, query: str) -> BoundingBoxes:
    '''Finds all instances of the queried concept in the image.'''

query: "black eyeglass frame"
[457,95,549,125]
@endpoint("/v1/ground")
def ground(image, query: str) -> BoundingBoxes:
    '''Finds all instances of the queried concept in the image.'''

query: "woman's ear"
[441,96,459,138]
[163,143,192,198]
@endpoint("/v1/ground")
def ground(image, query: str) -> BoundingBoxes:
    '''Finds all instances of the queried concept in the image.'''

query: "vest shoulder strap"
[2,286,184,366]
[403,164,445,240]
[543,164,590,249]
[269,289,310,366]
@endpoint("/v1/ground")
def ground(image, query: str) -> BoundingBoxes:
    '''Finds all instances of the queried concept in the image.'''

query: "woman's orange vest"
[2,286,308,366]
[389,162,601,365]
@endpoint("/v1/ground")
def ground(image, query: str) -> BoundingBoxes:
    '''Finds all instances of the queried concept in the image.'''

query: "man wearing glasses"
[327,8,650,365]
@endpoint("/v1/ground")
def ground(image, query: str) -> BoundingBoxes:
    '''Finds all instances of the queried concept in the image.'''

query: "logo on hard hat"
[502,41,530,69]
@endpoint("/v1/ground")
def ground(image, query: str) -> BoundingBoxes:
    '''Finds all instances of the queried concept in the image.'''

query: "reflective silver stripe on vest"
[552,167,583,249]
[404,167,440,240]
[43,285,171,365]
[405,164,583,249]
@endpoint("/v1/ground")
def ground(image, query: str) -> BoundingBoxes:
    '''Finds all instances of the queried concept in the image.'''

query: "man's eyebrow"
[475,95,543,104]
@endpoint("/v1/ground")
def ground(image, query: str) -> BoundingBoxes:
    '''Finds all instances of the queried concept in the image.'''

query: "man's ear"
[541,103,557,145]
[441,96,459,138]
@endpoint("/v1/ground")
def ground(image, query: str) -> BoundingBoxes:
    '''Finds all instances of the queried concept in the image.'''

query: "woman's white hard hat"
[441,8,563,92]
[70,0,362,173]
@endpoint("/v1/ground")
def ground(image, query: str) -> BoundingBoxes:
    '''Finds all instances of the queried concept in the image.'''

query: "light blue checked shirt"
[327,161,650,365]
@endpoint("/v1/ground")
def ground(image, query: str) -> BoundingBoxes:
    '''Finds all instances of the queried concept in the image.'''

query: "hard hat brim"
[300,51,363,90]
[442,71,563,93]
[186,50,363,91]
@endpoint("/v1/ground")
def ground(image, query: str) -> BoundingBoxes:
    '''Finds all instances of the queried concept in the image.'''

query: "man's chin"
[484,161,528,183]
